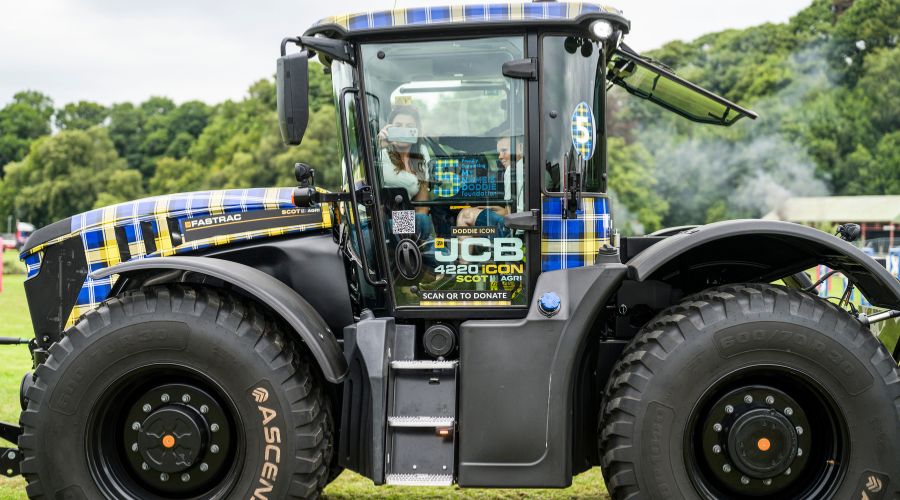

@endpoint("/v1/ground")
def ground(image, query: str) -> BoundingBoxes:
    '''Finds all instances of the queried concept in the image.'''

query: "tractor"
[2,2,899,499]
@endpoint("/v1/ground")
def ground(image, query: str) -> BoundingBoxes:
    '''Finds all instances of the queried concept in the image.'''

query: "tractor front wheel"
[19,285,333,499]
[600,284,899,499]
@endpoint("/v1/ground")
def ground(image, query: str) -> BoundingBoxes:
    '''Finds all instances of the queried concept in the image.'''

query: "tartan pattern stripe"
[541,195,610,271]
[432,159,462,198]
[20,188,332,328]
[310,2,624,34]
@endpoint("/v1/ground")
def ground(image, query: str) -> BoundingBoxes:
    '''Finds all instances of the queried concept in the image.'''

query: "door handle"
[504,209,540,231]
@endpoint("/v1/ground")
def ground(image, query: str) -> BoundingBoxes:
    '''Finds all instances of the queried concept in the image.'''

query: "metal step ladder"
[384,359,457,486]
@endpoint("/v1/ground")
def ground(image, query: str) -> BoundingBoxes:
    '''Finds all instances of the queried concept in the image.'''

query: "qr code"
[392,210,416,235]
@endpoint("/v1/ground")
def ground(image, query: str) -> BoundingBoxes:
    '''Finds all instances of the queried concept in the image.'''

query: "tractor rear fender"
[91,256,348,383]
[627,219,900,310]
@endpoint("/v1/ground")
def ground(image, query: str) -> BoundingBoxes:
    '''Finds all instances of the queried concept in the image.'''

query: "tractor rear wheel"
[599,283,900,499]
[19,285,333,499]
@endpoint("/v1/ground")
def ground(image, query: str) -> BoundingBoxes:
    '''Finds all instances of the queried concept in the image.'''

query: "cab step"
[390,360,457,370]
[388,416,455,428]
[385,473,453,486]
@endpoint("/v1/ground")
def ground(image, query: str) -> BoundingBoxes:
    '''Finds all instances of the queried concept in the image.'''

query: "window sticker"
[570,101,596,161]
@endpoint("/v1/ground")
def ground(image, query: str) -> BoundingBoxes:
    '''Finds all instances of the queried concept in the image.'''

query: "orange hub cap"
[757,437,771,452]
[162,435,176,448]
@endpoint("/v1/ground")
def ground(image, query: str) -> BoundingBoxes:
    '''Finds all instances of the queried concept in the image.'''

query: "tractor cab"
[279,2,756,319]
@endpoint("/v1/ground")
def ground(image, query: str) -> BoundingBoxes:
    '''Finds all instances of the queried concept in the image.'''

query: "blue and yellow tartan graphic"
[432,159,462,198]
[570,101,596,160]
[20,188,331,328]
[541,195,610,271]
[309,2,626,35]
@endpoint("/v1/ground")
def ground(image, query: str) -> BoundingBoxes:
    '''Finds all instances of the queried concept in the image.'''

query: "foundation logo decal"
[570,101,596,161]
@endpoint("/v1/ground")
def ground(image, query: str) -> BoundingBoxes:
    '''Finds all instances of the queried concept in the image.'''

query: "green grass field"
[0,257,609,499]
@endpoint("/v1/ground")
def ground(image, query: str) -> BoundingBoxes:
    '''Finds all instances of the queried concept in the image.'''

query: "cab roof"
[305,2,630,38]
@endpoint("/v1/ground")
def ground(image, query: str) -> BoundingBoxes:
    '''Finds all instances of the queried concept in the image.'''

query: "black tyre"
[19,285,334,499]
[600,284,900,499]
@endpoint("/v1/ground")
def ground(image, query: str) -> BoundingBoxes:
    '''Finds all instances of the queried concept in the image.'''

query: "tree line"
[0,0,896,233]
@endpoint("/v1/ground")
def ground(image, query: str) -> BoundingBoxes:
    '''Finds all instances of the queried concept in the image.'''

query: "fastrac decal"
[570,101,596,161]
[250,384,282,500]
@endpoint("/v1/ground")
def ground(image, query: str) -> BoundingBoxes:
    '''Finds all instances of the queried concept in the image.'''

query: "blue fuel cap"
[538,292,561,317]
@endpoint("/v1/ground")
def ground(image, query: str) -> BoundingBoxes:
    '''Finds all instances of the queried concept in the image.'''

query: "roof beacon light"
[590,20,614,41]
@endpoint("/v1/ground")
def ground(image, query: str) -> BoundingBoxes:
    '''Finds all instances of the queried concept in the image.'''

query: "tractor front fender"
[91,256,348,383]
[628,219,900,309]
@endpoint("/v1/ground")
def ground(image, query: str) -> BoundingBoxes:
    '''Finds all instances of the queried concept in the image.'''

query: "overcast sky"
[1,0,812,107]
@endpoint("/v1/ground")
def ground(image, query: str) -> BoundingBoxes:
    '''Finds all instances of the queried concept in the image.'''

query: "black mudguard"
[91,256,348,383]
[628,219,900,309]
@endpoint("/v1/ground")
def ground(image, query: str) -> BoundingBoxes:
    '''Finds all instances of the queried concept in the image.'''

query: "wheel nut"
[713,423,722,432]
[796,426,803,436]
[200,463,209,472]
[131,421,141,431]
[785,467,792,476]
[765,395,775,405]
[797,448,803,457]
[725,405,734,414]
[740,475,750,485]
[142,404,152,413]
[131,442,139,452]
[784,407,793,416]
[160,473,169,481]
[210,423,220,432]
[141,462,149,471]
[712,445,721,454]
[722,464,732,473]
[182,394,191,403]
[743,395,753,404]
[161,393,170,403]
[210,444,220,454]
[200,405,209,414]
[181,473,190,482]
[763,478,772,486]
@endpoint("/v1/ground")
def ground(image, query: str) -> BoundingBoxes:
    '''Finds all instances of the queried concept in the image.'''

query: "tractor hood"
[20,188,332,315]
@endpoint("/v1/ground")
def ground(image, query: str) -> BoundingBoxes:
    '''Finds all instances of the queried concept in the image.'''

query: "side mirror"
[277,46,309,145]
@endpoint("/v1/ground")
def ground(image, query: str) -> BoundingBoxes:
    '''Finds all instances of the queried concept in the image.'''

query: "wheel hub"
[121,383,233,495]
[697,385,812,496]
[138,405,206,473]
[727,408,797,478]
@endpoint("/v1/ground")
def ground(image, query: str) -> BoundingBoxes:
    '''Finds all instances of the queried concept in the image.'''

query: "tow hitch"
[1,422,22,477]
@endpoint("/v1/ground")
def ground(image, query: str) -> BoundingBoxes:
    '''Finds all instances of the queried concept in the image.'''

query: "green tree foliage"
[0,91,54,175]
[613,0,900,228]
[606,137,668,234]
[55,101,108,130]
[2,127,143,226]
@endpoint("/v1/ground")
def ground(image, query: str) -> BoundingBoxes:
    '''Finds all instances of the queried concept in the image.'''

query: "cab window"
[361,37,528,308]
[541,35,606,193]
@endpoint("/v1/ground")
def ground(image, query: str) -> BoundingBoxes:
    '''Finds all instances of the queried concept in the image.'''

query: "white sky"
[0,0,812,107]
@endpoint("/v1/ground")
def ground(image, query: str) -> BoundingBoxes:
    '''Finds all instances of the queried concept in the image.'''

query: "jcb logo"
[436,237,523,263]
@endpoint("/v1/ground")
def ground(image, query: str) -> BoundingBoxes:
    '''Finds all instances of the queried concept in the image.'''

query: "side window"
[541,35,606,193]
[362,37,529,308]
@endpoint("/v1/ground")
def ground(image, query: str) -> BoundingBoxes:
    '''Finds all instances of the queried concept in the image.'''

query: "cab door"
[539,34,613,271]
[358,36,532,315]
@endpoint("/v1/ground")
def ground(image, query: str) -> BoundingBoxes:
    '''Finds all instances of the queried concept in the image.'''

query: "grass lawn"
[0,256,610,499]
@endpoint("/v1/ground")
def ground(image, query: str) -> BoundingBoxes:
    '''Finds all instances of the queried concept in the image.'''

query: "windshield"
[360,36,529,309]
[608,46,757,126]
